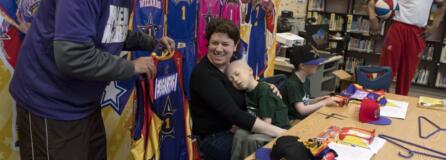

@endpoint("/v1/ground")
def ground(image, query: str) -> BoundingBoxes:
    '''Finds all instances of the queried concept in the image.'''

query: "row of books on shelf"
[308,0,325,11]
[329,41,338,49]
[345,57,364,73]
[329,14,344,31]
[441,45,446,63]
[308,12,346,31]
[346,16,369,34]
[412,68,430,85]
[347,37,374,53]
[346,16,386,35]
[435,72,446,88]
[308,12,329,25]
[421,45,435,61]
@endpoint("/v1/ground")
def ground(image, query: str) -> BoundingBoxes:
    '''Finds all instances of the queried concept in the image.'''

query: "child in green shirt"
[226,60,290,129]
[282,45,338,120]
[225,60,290,160]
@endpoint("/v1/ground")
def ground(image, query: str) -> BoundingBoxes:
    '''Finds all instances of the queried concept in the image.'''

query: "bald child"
[226,60,291,160]
[226,60,290,129]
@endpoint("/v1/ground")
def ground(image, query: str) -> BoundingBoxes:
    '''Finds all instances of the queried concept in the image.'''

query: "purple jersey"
[133,0,164,58]
[10,0,132,120]
[134,0,164,39]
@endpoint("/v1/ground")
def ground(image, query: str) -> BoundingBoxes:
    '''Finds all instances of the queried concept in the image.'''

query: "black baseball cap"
[270,136,313,160]
[289,45,326,68]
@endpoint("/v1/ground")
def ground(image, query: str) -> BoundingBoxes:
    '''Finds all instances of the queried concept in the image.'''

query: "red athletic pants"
[380,21,425,95]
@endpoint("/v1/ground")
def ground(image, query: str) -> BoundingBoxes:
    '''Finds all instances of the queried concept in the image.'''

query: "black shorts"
[16,105,106,160]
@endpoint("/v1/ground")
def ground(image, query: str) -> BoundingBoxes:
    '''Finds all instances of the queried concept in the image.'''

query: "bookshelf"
[306,0,350,54]
[305,0,446,91]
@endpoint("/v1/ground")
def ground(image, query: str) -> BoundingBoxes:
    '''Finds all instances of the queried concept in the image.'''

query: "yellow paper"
[341,136,369,148]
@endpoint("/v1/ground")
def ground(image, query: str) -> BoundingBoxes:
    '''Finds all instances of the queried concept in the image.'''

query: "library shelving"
[304,0,446,91]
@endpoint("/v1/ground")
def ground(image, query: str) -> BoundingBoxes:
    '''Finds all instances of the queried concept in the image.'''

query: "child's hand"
[323,97,338,106]
[315,95,330,101]
[332,96,345,103]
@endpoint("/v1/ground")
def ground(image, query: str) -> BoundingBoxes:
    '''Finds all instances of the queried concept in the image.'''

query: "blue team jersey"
[134,0,164,39]
[151,52,190,160]
[166,0,197,41]
[133,0,164,58]
[10,0,132,120]
[247,4,267,76]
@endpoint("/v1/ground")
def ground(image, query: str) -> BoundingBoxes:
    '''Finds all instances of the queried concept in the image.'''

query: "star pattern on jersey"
[101,81,127,113]
[160,96,176,142]
[137,14,161,37]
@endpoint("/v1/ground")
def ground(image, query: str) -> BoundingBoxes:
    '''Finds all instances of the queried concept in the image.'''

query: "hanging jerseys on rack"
[166,0,197,41]
[125,0,163,114]
[239,0,276,77]
[150,51,193,160]
[131,73,162,160]
[134,0,164,39]
[221,0,241,26]
[246,2,266,76]
[196,0,221,60]
[239,0,251,61]
[132,50,193,160]
[134,0,165,59]
[1,0,21,69]
[101,75,136,114]
[166,0,197,99]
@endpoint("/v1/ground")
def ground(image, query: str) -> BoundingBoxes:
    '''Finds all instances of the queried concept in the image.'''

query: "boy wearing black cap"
[282,45,337,121]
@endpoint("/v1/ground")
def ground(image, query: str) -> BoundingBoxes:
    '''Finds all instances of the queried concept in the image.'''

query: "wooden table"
[245,94,446,160]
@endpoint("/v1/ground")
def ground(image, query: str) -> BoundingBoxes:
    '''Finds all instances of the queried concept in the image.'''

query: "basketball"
[375,0,399,20]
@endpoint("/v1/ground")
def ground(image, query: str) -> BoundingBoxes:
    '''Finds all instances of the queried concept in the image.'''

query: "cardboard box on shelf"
[332,70,355,91]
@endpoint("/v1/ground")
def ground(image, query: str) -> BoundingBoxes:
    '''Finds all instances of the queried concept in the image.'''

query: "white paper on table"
[380,99,409,119]
[368,137,387,153]
[328,137,386,160]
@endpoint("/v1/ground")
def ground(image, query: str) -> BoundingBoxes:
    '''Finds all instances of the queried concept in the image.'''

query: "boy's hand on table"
[315,95,330,101]
[323,97,338,107]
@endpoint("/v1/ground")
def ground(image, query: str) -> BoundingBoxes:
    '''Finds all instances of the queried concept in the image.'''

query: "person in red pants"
[368,0,446,95]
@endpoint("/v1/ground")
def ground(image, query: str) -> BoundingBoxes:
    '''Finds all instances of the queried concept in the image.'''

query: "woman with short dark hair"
[190,18,285,160]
